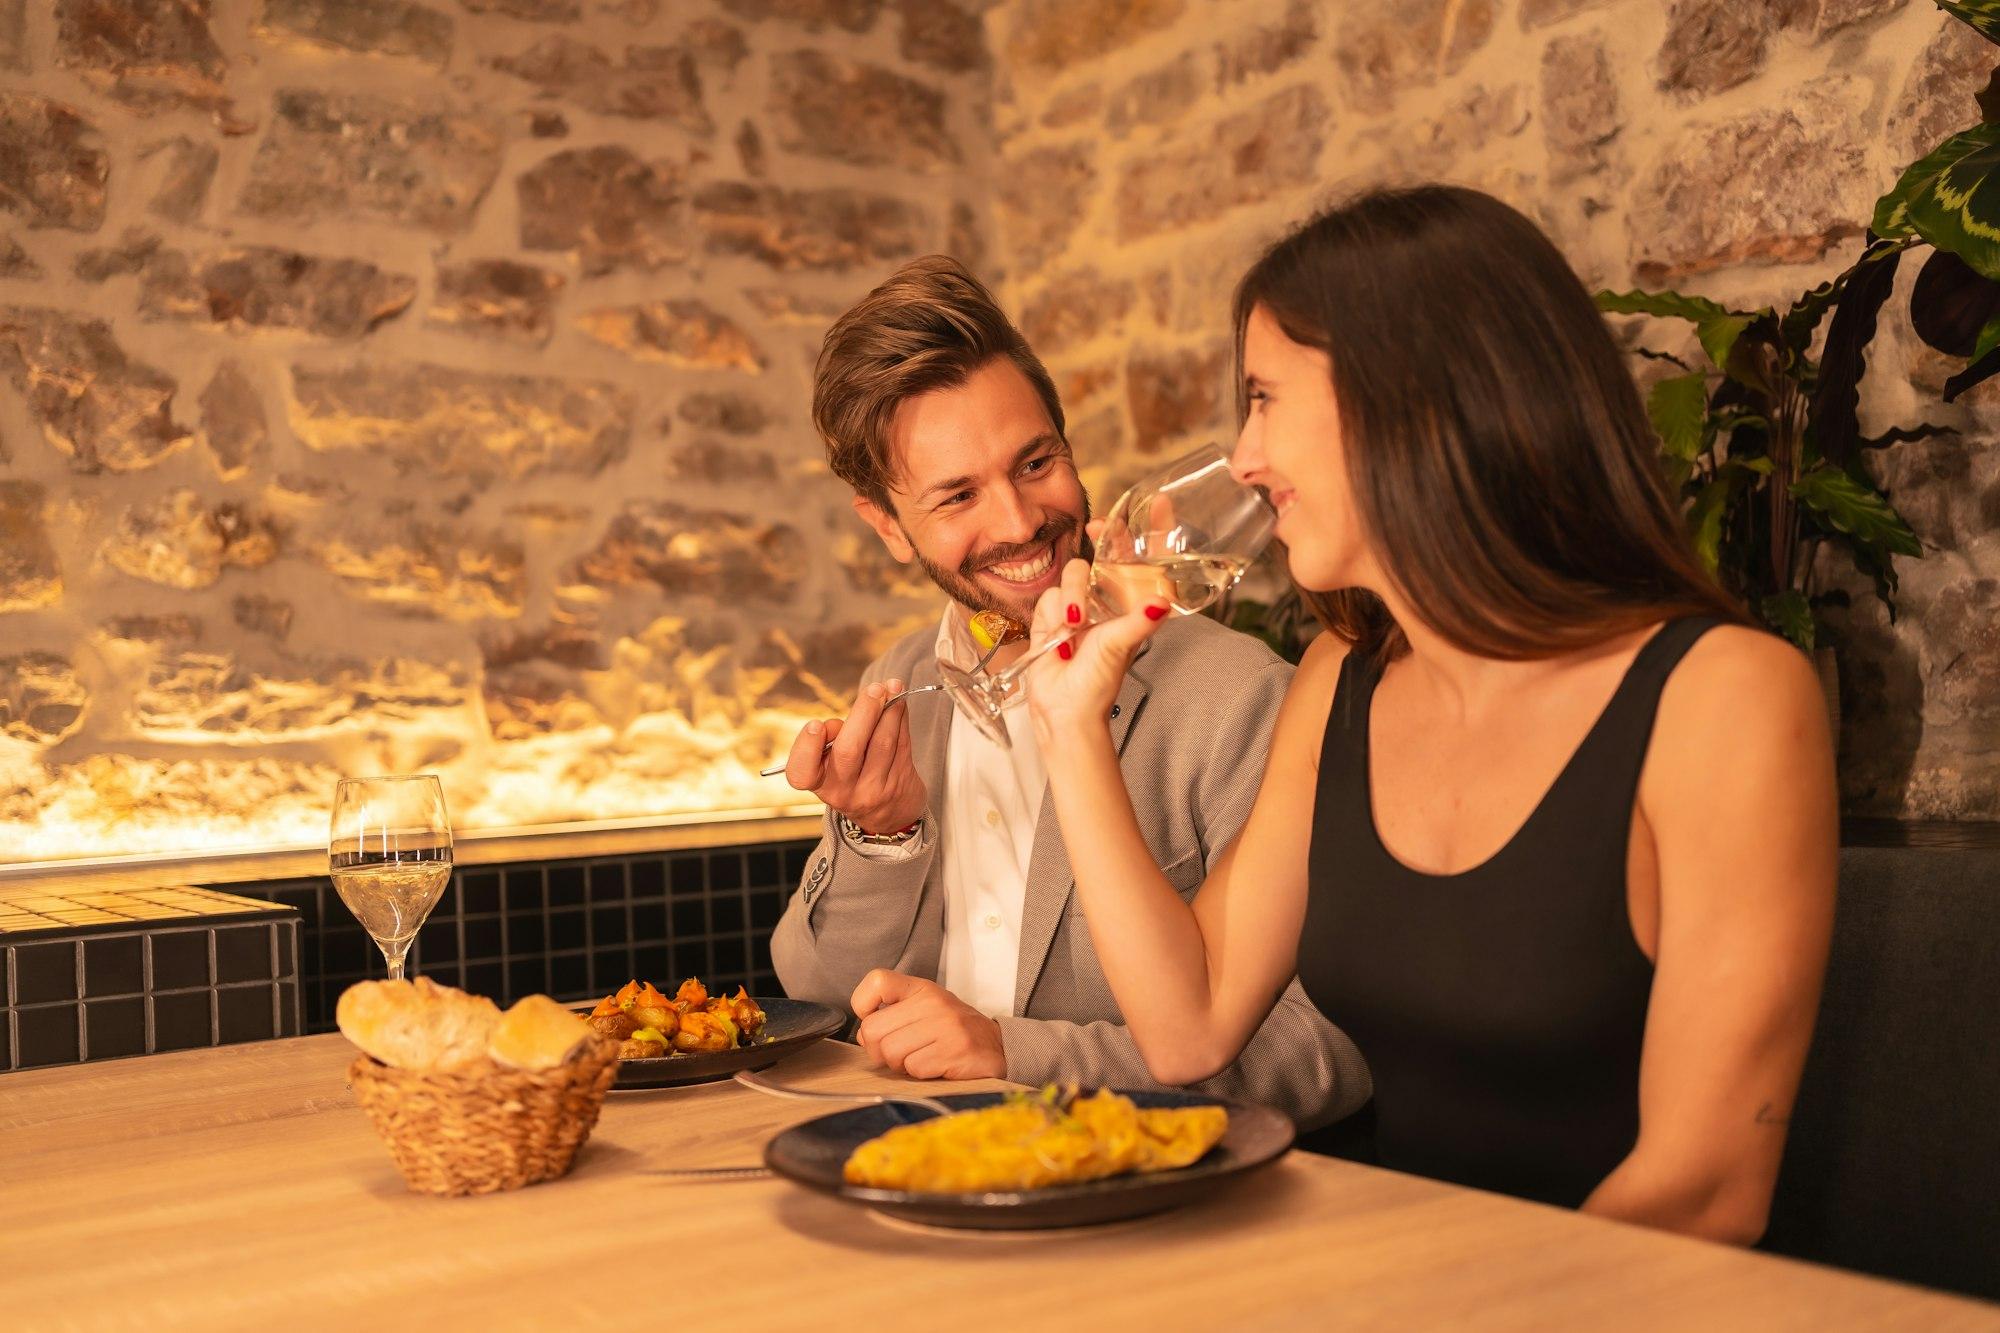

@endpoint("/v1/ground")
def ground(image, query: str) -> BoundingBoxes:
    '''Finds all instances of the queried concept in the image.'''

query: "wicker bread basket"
[348,1032,620,1196]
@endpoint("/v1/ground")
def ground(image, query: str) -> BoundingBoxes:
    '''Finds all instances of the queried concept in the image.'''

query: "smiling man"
[768,256,1367,1131]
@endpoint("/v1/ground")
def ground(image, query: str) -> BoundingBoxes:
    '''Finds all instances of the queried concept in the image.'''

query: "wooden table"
[1,1036,1992,1331]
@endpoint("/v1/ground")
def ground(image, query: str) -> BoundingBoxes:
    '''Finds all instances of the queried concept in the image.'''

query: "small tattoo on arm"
[1755,1101,1791,1127]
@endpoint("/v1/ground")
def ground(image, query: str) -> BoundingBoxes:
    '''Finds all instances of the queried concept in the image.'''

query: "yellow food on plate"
[843,1088,1228,1193]
[487,994,591,1071]
[337,977,501,1072]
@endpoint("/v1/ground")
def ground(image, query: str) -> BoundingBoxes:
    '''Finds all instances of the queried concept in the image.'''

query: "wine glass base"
[935,661,1015,749]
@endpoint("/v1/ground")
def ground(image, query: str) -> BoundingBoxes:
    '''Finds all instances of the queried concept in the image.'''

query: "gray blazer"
[770,612,1371,1130]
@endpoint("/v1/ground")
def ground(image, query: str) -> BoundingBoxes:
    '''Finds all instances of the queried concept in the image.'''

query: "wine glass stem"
[380,942,410,982]
[990,618,1087,686]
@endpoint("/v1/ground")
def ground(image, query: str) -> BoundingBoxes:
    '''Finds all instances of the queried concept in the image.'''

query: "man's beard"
[905,503,1094,625]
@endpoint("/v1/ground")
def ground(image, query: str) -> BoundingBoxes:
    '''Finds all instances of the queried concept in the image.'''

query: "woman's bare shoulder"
[1648,622,1830,793]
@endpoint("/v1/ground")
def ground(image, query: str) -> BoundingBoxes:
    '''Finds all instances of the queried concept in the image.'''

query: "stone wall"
[0,0,991,859]
[982,0,1998,821]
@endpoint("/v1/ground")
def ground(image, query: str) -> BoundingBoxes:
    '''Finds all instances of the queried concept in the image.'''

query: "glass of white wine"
[329,775,453,982]
[935,443,1277,748]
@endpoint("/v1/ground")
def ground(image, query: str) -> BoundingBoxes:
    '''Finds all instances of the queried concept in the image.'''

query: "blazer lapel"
[902,652,952,976]
[1010,655,1152,1016]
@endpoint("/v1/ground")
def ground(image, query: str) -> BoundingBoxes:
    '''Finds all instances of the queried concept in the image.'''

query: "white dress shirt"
[844,607,1046,1019]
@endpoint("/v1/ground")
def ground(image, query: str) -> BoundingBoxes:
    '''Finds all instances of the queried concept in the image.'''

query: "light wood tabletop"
[1,1034,1992,1331]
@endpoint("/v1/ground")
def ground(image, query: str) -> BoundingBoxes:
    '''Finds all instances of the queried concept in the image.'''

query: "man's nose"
[991,484,1042,545]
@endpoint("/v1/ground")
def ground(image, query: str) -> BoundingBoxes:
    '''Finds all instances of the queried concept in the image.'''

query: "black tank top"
[1298,617,1720,1207]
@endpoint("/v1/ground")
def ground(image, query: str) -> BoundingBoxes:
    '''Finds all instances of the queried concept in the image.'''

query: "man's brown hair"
[813,255,1065,513]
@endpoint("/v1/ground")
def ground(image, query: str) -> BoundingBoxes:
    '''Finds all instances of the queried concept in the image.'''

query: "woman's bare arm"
[1582,627,1837,1243]
[1033,601,1348,1085]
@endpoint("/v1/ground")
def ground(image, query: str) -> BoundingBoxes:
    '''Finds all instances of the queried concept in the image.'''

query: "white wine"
[330,848,451,951]
[1091,552,1250,617]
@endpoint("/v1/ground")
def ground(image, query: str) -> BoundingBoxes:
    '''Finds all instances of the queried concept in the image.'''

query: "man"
[769,256,1367,1129]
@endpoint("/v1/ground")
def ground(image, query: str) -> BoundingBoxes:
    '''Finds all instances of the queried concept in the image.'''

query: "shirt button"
[984,808,1000,827]
[983,913,1001,930]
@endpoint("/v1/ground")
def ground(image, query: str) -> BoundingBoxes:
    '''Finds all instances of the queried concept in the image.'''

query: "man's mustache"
[961,516,1078,576]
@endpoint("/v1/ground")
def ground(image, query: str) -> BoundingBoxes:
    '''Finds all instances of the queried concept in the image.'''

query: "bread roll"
[336,977,500,1071]
[488,994,590,1071]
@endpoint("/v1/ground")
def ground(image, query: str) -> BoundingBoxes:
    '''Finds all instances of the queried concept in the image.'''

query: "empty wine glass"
[936,444,1276,748]
[329,775,453,982]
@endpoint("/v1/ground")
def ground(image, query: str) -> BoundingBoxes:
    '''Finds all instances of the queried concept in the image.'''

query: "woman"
[1026,186,1836,1243]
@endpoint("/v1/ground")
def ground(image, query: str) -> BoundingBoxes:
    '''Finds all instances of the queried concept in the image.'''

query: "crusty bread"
[488,994,590,1071]
[336,977,501,1072]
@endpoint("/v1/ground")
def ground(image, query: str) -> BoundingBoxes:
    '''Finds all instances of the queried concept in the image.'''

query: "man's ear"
[853,494,915,563]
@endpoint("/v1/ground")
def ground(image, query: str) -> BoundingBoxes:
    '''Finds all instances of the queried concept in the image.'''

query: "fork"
[758,635,1009,778]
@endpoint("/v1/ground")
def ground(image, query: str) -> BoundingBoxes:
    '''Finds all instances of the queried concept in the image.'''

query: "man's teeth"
[986,547,1055,582]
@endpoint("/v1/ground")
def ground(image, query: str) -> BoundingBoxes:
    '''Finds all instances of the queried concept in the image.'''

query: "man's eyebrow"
[915,433,1065,504]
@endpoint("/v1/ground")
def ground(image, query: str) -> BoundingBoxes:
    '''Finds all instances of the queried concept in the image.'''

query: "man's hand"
[851,969,1006,1081]
[783,679,928,835]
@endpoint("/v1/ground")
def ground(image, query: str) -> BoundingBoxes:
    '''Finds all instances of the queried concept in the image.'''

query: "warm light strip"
[0,803,825,894]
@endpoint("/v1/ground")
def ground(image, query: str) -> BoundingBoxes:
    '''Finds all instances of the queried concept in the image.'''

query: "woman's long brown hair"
[1234,185,1746,663]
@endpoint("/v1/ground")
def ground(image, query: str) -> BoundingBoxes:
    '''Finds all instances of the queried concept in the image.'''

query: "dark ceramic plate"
[763,1089,1294,1229]
[586,996,846,1089]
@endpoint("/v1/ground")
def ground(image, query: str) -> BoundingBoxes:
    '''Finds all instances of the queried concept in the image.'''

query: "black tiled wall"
[3,918,304,1071]
[234,839,816,1033]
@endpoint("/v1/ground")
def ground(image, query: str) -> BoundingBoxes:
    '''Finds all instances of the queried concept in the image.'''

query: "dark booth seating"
[1764,837,2000,1302]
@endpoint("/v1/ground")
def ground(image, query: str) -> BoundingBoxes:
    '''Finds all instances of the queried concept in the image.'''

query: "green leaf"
[1759,590,1816,652]
[1874,124,2000,280]
[1933,0,2000,43]
[1974,308,2000,363]
[1785,238,1910,356]
[1646,372,1709,461]
[1859,422,1956,449]
[1597,289,1754,371]
[1687,463,1759,574]
[1792,467,1924,558]
[1812,238,1907,466]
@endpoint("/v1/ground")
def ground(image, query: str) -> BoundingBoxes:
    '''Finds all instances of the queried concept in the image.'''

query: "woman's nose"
[1229,422,1266,485]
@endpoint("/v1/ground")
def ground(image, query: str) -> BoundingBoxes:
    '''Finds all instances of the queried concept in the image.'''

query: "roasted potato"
[619,1026,670,1059]
[589,1011,639,1042]
[672,1008,736,1053]
[629,1004,679,1038]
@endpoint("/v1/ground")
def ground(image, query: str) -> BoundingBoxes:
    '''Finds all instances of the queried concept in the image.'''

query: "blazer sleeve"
[769,809,938,1013]
[995,978,1372,1130]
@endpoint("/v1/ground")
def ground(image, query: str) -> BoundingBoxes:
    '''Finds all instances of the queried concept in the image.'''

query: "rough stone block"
[312,522,525,619]
[290,362,632,482]
[900,0,984,72]
[0,94,110,232]
[1630,83,1873,282]
[0,0,23,71]
[238,89,503,234]
[666,438,779,485]
[491,36,710,132]
[0,653,86,746]
[518,146,685,275]
[232,594,292,640]
[102,490,278,590]
[199,361,268,479]
[0,233,41,278]
[140,246,417,338]
[135,652,466,738]
[576,300,765,371]
[1115,85,1327,241]
[1656,0,1787,97]
[1336,0,1495,113]
[1004,0,1182,74]
[1020,269,1134,356]
[1520,0,1611,28]
[1107,52,1205,134]
[0,481,60,611]
[1217,0,1317,86]
[56,0,231,114]
[1542,33,1620,175]
[1888,18,1994,161]
[570,502,806,604]
[461,0,578,18]
[744,287,846,325]
[256,0,454,65]
[767,51,958,172]
[685,19,749,69]
[427,259,565,347]
[996,143,1095,267]
[143,137,218,223]
[695,182,927,271]
[74,229,162,282]
[1126,343,1228,450]
[0,306,190,472]
[678,391,769,436]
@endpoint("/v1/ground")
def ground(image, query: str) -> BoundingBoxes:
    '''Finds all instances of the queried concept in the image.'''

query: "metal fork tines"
[757,634,1006,779]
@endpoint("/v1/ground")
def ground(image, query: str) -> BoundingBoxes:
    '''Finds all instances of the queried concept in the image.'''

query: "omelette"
[843,1087,1228,1193]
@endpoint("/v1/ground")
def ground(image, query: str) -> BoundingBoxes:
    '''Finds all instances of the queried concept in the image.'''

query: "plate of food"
[580,978,845,1089]
[763,1085,1294,1229]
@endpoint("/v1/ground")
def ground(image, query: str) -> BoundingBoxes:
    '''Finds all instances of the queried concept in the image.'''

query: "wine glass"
[329,775,453,982]
[936,444,1277,748]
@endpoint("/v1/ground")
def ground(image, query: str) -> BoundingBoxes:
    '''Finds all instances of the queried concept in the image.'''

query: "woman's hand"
[1025,558,1170,745]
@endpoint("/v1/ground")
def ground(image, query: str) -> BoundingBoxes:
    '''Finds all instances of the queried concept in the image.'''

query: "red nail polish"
[1057,641,1073,660]
[1144,604,1168,621]
[1066,603,1081,624]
